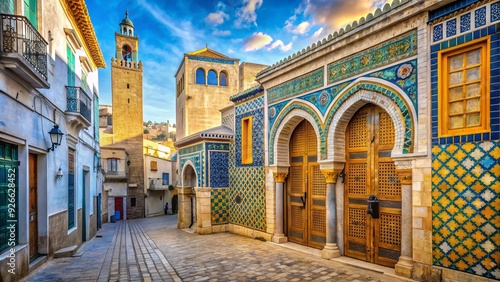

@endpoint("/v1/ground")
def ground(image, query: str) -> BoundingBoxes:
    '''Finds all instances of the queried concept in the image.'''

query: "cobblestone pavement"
[24,215,409,282]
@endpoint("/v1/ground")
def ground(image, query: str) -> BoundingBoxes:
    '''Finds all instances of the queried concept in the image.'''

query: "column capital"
[273,172,288,183]
[320,169,342,184]
[396,168,412,185]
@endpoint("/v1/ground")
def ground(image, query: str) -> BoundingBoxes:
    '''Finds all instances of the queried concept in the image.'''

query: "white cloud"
[213,29,231,36]
[228,48,235,54]
[266,40,293,52]
[311,27,324,39]
[205,11,229,26]
[235,0,263,28]
[293,21,311,34]
[243,32,273,51]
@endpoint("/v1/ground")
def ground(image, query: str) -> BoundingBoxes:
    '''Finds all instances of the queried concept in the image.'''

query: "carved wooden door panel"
[345,105,401,267]
[287,120,326,249]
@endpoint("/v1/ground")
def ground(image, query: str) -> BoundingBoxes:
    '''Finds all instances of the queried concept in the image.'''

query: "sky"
[85,0,387,124]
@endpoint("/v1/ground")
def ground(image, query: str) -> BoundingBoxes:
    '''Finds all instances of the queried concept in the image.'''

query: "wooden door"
[287,120,326,249]
[344,104,401,267]
[29,153,38,259]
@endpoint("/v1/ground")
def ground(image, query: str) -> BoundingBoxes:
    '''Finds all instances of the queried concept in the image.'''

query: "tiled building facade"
[176,1,499,281]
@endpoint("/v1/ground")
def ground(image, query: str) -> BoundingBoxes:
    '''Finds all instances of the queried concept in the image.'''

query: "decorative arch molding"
[180,160,199,187]
[268,80,416,165]
[269,104,322,166]
[326,84,415,162]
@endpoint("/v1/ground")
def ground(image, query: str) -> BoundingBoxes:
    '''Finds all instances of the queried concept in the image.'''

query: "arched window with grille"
[220,71,227,86]
[196,68,205,84]
[207,70,217,85]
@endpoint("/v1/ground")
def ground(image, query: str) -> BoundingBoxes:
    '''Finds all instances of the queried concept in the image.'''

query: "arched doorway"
[182,164,197,226]
[344,104,401,267]
[286,120,326,249]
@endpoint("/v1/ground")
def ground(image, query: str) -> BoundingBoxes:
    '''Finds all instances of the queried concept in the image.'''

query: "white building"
[0,0,105,280]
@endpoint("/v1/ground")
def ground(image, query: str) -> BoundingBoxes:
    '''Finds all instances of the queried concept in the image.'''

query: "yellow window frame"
[438,37,490,137]
[241,116,253,164]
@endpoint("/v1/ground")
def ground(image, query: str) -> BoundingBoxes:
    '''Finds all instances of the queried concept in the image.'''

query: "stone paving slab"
[23,215,410,282]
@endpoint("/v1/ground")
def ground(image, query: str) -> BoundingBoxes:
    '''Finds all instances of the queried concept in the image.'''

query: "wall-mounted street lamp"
[56,166,63,180]
[47,124,64,152]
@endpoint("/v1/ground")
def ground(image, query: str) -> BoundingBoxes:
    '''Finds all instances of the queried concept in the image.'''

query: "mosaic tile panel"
[432,141,500,280]
[431,1,500,43]
[235,96,264,167]
[429,0,481,22]
[211,188,228,224]
[235,95,264,116]
[431,26,500,145]
[229,164,266,231]
[267,68,323,104]
[492,1,500,22]
[179,153,203,187]
[475,6,487,28]
[447,19,457,37]
[179,143,204,187]
[209,151,229,188]
[188,55,235,65]
[268,80,416,164]
[328,29,417,84]
[206,143,229,151]
[461,13,472,33]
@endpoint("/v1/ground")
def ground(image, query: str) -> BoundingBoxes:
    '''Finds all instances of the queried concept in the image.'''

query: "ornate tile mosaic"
[211,188,228,224]
[434,24,444,42]
[267,68,323,104]
[209,151,229,188]
[432,141,500,280]
[447,19,457,37]
[430,27,500,145]
[235,95,264,116]
[268,72,416,164]
[475,6,487,28]
[328,29,417,84]
[492,1,500,22]
[188,55,235,65]
[229,164,266,231]
[235,96,264,167]
[431,1,500,43]
[461,13,472,33]
[179,143,204,187]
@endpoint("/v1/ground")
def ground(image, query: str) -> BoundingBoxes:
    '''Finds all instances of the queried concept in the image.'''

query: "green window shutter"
[0,141,19,253]
[67,45,75,86]
[94,95,99,141]
[23,0,37,29]
[0,0,15,14]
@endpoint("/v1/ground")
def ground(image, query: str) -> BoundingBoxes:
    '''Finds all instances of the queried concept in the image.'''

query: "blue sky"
[86,0,386,123]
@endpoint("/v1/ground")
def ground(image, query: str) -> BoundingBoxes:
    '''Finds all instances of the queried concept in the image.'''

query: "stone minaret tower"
[111,11,144,219]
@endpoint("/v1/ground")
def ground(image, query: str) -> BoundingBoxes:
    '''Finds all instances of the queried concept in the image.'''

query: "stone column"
[321,169,341,259]
[176,187,193,229]
[272,172,288,243]
[395,164,414,278]
[195,187,212,235]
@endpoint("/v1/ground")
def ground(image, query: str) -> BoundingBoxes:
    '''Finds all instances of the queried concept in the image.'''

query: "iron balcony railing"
[0,13,48,81]
[66,86,91,123]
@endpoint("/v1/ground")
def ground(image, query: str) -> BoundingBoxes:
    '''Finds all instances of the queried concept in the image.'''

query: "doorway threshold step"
[54,245,78,258]
[29,255,47,272]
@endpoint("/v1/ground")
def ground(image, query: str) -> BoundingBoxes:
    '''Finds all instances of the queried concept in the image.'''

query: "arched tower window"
[196,68,205,84]
[122,44,132,61]
[220,71,227,86]
[208,70,217,85]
